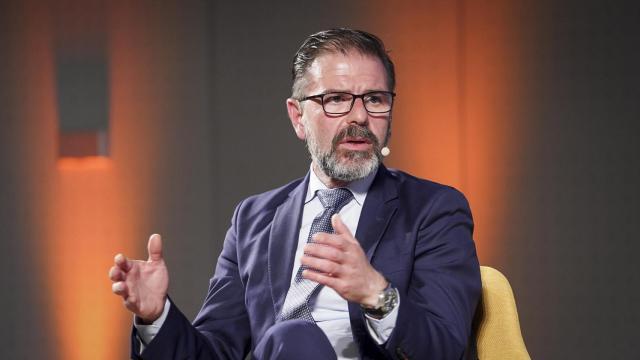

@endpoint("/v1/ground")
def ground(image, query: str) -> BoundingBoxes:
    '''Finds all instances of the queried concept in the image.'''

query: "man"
[110,28,481,359]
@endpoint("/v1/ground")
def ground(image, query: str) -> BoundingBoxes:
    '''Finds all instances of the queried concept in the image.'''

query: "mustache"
[331,125,380,149]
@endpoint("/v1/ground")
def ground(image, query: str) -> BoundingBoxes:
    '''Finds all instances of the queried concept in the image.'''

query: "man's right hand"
[109,234,169,323]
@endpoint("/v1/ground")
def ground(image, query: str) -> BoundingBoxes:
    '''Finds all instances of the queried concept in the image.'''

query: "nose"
[347,97,368,125]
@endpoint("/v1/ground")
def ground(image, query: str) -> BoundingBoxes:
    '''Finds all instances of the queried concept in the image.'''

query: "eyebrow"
[320,88,389,94]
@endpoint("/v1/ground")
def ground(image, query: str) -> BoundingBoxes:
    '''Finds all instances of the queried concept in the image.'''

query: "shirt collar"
[305,164,376,206]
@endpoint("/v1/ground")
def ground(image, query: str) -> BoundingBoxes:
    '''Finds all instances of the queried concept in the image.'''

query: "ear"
[286,98,306,140]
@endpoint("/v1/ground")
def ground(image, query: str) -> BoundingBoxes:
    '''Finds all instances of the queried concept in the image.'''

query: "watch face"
[382,287,398,311]
[363,286,398,318]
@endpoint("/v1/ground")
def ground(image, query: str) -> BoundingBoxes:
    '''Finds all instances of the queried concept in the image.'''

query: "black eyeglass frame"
[299,91,396,116]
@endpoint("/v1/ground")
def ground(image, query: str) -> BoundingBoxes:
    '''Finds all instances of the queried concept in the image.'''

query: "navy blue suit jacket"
[132,166,481,359]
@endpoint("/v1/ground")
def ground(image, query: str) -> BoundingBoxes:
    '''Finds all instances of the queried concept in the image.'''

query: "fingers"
[111,281,129,299]
[302,269,337,288]
[147,234,163,262]
[304,242,344,263]
[109,265,125,282]
[111,256,130,300]
[331,214,355,241]
[114,253,132,272]
[110,262,129,299]
[311,232,347,250]
[301,255,340,276]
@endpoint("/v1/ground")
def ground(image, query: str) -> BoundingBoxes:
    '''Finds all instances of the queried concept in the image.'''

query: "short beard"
[305,123,387,182]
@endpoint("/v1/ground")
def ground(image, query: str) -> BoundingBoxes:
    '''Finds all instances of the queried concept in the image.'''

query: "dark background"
[1,1,638,359]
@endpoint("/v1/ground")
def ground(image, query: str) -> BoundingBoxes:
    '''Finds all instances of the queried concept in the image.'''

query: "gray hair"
[291,28,396,99]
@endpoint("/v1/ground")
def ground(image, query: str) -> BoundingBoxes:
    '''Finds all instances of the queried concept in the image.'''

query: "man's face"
[287,51,392,182]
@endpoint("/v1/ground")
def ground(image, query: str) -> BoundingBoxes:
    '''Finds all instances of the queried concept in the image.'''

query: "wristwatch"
[361,283,398,319]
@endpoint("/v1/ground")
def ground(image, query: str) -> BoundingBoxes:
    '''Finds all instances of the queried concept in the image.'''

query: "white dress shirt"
[135,166,399,357]
[297,166,398,359]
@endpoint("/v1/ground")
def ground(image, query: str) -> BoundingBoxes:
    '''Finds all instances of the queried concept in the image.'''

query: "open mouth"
[338,137,373,151]
[331,125,379,153]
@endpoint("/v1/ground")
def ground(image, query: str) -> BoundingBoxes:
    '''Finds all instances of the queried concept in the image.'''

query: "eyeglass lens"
[322,92,393,114]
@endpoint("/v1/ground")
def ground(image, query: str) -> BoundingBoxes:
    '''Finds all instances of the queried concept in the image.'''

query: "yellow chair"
[473,266,531,359]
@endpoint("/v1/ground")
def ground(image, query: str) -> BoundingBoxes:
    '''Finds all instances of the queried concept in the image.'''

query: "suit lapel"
[350,166,399,356]
[268,174,309,317]
[354,166,399,260]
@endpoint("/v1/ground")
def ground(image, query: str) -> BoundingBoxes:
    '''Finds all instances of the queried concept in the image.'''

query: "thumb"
[331,214,353,238]
[147,234,163,262]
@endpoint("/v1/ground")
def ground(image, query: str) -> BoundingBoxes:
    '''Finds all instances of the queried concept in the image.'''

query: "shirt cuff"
[364,290,400,344]
[133,298,171,349]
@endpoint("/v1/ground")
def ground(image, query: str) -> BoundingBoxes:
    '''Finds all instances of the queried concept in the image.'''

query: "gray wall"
[501,1,640,358]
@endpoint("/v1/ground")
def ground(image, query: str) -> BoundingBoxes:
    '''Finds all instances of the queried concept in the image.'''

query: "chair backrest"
[472,266,530,359]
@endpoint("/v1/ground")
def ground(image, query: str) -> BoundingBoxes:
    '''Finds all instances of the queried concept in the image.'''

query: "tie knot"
[316,188,353,211]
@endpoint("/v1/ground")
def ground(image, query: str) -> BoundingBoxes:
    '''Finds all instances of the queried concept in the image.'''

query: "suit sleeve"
[383,187,481,359]
[131,201,252,360]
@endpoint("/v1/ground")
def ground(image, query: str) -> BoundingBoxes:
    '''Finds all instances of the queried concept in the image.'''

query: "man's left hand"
[301,214,388,307]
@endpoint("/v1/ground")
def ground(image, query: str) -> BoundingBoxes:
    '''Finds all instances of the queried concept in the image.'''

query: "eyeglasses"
[300,91,396,116]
